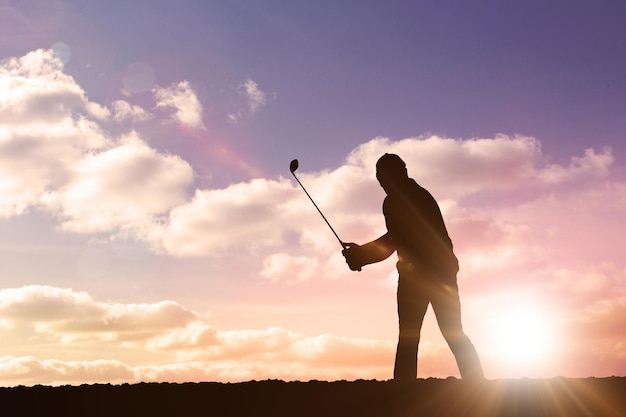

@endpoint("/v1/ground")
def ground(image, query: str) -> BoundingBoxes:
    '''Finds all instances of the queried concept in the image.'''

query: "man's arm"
[342,232,396,271]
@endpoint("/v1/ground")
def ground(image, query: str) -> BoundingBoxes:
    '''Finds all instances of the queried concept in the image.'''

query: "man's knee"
[397,327,420,343]
[441,329,471,349]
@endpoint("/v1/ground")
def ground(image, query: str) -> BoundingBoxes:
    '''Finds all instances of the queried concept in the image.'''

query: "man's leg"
[431,281,484,380]
[394,274,429,380]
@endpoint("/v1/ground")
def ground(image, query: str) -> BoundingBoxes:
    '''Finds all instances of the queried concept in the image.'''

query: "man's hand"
[342,243,364,271]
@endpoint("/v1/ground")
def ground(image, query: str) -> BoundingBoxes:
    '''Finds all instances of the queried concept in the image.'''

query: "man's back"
[382,178,458,276]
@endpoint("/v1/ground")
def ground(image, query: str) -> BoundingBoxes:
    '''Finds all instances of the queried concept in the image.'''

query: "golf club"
[289,159,353,252]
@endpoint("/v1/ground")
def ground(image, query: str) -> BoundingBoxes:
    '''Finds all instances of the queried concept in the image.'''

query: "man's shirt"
[383,178,458,276]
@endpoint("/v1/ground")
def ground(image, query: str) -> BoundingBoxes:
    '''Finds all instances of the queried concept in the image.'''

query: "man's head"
[376,153,408,194]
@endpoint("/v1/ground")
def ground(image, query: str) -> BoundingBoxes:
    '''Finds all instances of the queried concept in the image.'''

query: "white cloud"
[148,134,616,259]
[227,113,238,124]
[0,286,199,344]
[344,135,538,197]
[144,326,395,377]
[145,322,218,351]
[154,81,206,130]
[0,49,87,123]
[0,49,194,236]
[0,286,396,385]
[111,100,153,122]
[1,270,624,386]
[151,178,301,256]
[3,50,616,260]
[537,147,614,184]
[0,352,394,386]
[45,132,194,234]
[240,78,269,114]
[227,78,272,123]
[345,135,614,199]
[0,116,108,217]
[0,356,135,386]
[85,101,111,119]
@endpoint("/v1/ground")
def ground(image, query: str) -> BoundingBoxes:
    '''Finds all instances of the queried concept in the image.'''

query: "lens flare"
[52,42,71,64]
[122,61,156,94]
[176,124,264,179]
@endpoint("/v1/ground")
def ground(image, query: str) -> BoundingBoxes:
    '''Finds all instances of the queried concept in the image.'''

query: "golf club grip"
[341,242,361,272]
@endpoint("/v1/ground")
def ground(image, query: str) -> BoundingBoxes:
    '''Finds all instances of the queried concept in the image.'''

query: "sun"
[485,304,558,375]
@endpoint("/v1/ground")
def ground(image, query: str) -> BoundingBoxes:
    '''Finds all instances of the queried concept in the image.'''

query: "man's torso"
[383,179,458,276]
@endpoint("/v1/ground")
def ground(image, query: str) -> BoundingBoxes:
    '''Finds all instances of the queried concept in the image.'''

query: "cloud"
[537,147,614,184]
[85,101,111,119]
[0,353,393,386]
[0,49,86,123]
[240,78,269,114]
[151,178,302,256]
[0,49,194,236]
[45,132,194,234]
[228,78,272,123]
[2,274,625,385]
[0,356,135,385]
[111,100,153,122]
[0,285,396,385]
[0,286,199,344]
[147,134,617,259]
[146,326,396,381]
[0,285,394,368]
[145,322,218,351]
[2,51,616,260]
[154,81,206,130]
[346,135,614,198]
[0,118,109,217]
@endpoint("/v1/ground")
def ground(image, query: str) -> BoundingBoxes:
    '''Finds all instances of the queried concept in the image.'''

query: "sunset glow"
[485,306,558,375]
[1,1,625,386]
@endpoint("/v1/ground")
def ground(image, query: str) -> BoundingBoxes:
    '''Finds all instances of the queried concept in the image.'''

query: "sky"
[0,0,625,386]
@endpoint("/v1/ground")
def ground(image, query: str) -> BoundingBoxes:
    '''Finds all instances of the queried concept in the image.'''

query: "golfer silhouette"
[342,153,484,380]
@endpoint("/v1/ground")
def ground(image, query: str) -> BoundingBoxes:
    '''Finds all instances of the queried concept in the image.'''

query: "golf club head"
[289,159,299,174]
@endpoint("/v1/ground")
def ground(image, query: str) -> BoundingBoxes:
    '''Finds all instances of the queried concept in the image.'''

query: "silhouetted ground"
[1,377,625,416]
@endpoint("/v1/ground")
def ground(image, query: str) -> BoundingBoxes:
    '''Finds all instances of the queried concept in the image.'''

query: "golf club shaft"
[291,173,347,249]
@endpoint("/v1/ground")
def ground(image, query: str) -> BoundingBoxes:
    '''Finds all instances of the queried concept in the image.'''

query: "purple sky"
[0,1,625,385]
[6,1,625,177]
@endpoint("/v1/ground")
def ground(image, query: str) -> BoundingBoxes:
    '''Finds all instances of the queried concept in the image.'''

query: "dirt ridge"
[1,377,625,417]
